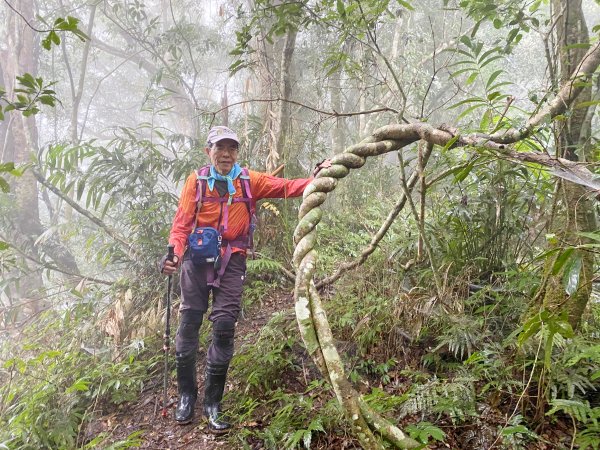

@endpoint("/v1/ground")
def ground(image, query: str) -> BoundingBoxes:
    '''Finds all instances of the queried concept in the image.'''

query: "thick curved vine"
[292,39,600,448]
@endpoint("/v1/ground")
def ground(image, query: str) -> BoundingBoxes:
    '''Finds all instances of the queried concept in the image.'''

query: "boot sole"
[207,426,231,435]
[175,417,194,425]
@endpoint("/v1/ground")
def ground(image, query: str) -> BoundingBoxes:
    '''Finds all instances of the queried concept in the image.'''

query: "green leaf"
[453,161,474,183]
[448,97,483,110]
[396,0,414,10]
[565,43,592,50]
[336,0,345,17]
[450,67,476,78]
[0,240,9,250]
[22,107,39,117]
[66,378,90,393]
[502,425,529,436]
[529,0,542,12]
[42,31,55,50]
[0,177,9,193]
[39,95,56,106]
[456,103,486,121]
[551,319,574,339]
[0,162,15,173]
[51,30,60,45]
[485,69,503,90]
[480,109,492,130]
[577,231,600,242]
[478,47,500,64]
[443,135,459,151]
[487,91,502,101]
[17,73,35,88]
[551,248,574,275]
[487,81,513,92]
[423,424,445,440]
[574,100,600,109]
[518,314,542,346]
[563,255,582,296]
[228,59,247,74]
[466,72,478,85]
[480,54,503,69]
[460,35,472,49]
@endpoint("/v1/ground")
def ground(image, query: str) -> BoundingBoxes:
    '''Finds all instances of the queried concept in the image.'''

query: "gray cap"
[206,126,240,145]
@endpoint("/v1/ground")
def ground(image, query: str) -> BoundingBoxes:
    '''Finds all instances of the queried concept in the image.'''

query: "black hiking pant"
[175,253,246,365]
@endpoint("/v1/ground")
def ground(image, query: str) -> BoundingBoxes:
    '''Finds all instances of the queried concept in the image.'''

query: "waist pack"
[188,227,222,268]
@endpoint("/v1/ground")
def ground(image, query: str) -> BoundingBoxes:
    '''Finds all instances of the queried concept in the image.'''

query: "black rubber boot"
[203,362,231,434]
[175,352,197,424]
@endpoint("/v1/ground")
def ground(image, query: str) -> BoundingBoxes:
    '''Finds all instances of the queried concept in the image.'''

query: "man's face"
[205,139,239,175]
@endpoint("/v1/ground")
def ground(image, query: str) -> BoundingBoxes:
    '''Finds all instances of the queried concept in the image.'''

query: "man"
[161,125,329,432]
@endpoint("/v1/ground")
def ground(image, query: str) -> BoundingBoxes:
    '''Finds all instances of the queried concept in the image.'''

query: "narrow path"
[87,290,294,449]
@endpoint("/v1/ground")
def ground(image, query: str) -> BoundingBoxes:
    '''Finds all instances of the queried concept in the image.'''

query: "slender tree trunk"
[70,4,96,142]
[221,80,229,126]
[270,28,297,172]
[330,71,344,153]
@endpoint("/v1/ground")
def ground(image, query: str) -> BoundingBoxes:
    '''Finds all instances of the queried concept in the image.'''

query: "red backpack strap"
[239,167,256,254]
[239,168,254,215]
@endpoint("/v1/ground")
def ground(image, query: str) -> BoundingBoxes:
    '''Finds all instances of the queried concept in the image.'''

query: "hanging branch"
[0,231,112,286]
[32,169,140,260]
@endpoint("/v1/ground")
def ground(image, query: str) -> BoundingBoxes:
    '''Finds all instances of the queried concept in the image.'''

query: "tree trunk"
[330,71,344,153]
[1,3,82,318]
[269,28,297,172]
[2,1,45,314]
[535,0,597,330]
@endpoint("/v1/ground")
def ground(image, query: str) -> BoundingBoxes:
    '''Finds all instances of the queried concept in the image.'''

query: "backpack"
[190,165,256,286]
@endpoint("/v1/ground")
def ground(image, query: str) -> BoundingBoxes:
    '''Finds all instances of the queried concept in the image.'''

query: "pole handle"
[167,244,175,262]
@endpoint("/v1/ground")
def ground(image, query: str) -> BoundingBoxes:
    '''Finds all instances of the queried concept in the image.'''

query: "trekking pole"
[161,244,175,418]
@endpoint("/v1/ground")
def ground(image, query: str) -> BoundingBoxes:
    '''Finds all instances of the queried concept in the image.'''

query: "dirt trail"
[87,290,294,449]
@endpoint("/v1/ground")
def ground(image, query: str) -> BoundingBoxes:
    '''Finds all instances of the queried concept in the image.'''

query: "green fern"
[547,399,599,424]
[405,421,446,445]
[499,414,538,450]
[246,256,286,276]
[399,377,477,422]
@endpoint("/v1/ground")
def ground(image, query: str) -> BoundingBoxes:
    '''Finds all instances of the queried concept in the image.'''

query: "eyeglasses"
[211,143,239,153]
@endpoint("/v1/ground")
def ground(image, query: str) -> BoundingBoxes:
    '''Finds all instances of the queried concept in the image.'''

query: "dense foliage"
[0,0,599,448]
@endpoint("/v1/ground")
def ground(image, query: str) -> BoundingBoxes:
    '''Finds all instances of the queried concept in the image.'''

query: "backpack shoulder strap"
[194,164,211,208]
[239,167,254,215]
[238,167,257,254]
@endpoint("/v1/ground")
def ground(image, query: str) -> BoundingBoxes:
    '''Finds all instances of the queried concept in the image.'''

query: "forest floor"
[85,288,575,450]
[85,289,298,450]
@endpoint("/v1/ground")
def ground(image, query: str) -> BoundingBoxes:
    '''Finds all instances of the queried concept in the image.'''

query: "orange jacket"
[168,169,312,259]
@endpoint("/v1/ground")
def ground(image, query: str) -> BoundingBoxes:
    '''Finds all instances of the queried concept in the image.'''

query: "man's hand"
[160,254,180,275]
[313,159,332,177]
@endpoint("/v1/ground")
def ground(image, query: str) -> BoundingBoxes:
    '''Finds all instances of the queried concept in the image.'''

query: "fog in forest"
[1,1,600,449]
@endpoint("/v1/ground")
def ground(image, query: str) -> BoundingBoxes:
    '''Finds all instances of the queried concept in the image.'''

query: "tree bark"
[2,1,45,314]
[534,0,597,330]
[1,2,82,318]
[270,28,297,172]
